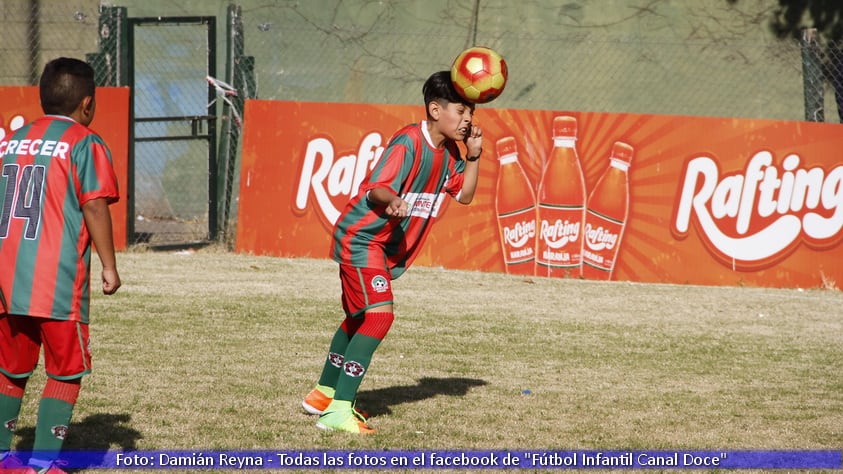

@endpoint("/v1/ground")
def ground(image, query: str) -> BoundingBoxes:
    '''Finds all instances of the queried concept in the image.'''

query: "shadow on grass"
[356,376,487,418]
[12,413,141,471]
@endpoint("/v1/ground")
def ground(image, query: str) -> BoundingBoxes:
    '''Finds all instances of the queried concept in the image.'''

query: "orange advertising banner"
[236,100,843,289]
[0,86,130,250]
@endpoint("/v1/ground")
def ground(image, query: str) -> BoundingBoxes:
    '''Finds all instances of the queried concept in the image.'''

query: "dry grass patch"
[9,249,842,472]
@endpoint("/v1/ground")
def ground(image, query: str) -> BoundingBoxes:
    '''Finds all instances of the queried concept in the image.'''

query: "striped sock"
[0,374,26,451]
[32,378,80,460]
[317,316,364,389]
[334,312,394,401]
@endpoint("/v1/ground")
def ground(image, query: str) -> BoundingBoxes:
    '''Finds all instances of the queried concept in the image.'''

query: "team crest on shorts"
[370,275,389,293]
[4,418,16,432]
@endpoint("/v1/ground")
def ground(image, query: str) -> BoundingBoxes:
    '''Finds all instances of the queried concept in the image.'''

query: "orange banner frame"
[237,99,843,289]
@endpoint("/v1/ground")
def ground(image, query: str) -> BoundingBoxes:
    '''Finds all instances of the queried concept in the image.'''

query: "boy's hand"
[385,196,409,218]
[464,124,483,158]
[101,267,121,295]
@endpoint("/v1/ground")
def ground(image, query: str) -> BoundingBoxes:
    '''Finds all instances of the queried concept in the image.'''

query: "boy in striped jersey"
[0,58,121,473]
[302,70,483,433]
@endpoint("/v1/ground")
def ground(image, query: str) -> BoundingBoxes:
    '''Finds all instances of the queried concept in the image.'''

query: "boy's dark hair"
[423,70,474,110]
[39,57,96,116]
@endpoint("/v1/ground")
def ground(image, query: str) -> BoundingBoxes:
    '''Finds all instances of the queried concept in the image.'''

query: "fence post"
[801,28,824,122]
[86,6,129,86]
[217,3,256,244]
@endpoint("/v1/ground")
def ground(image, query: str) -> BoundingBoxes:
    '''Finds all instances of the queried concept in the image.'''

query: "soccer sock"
[333,312,394,402]
[0,374,27,452]
[317,316,364,389]
[31,378,80,465]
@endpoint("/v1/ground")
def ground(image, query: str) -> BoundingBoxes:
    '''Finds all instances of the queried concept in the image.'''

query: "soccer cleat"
[0,454,26,473]
[316,408,375,434]
[302,389,369,421]
[302,388,331,415]
[0,463,66,474]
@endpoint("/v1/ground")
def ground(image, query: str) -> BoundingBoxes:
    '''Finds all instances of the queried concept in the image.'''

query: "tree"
[763,0,843,120]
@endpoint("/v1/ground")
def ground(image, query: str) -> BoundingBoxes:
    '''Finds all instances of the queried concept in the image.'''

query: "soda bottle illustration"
[580,141,634,280]
[535,115,586,277]
[494,136,536,275]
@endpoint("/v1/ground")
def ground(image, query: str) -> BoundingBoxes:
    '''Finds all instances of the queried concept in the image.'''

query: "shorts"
[0,314,91,380]
[339,264,393,318]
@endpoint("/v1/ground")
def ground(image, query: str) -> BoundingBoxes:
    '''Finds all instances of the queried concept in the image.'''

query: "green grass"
[10,248,843,472]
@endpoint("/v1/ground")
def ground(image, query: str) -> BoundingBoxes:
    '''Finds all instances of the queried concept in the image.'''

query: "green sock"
[333,333,383,401]
[32,397,74,456]
[317,318,362,388]
[0,393,23,451]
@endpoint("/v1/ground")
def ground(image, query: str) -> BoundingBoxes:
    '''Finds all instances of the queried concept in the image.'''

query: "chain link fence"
[2,0,842,247]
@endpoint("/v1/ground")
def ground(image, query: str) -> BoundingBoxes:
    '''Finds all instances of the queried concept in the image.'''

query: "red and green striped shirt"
[331,122,466,279]
[0,115,119,323]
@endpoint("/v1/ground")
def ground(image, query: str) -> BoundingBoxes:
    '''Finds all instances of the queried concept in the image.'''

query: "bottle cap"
[496,136,517,158]
[610,141,634,164]
[552,116,577,138]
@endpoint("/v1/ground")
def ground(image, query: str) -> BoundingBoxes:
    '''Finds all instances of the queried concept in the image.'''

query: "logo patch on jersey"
[328,352,344,368]
[51,424,69,440]
[370,275,389,293]
[343,360,365,377]
[404,192,446,218]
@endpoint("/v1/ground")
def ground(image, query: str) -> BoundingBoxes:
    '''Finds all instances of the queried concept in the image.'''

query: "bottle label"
[535,205,584,270]
[582,211,625,275]
[497,207,536,266]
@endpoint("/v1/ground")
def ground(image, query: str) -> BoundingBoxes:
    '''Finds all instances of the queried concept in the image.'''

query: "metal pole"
[802,28,825,122]
[26,0,41,85]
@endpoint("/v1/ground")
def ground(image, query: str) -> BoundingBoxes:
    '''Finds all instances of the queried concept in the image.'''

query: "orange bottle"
[494,136,536,275]
[535,116,586,277]
[580,141,634,280]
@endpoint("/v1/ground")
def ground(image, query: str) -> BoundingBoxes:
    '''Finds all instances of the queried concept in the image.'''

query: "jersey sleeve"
[361,132,415,196]
[73,133,119,205]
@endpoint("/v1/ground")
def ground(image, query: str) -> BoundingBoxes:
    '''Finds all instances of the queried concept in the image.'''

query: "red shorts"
[339,264,393,317]
[0,314,91,380]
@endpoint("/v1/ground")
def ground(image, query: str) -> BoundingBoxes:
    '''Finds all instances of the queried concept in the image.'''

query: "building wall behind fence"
[1,0,840,122]
[3,0,841,251]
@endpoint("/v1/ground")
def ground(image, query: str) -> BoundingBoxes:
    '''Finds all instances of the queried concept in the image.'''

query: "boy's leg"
[302,317,363,415]
[332,311,394,402]
[304,265,391,417]
[0,374,27,452]
[29,378,80,471]
[28,320,90,470]
[317,311,393,433]
[0,314,40,455]
[316,317,364,389]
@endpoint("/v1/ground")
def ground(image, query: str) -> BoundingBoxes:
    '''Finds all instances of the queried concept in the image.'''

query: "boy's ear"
[427,100,441,120]
[79,96,95,120]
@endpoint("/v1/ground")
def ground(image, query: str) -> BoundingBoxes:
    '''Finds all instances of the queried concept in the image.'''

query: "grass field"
[9,248,843,472]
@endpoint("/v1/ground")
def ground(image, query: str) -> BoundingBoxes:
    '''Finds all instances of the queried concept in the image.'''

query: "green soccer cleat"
[302,388,370,421]
[316,408,375,434]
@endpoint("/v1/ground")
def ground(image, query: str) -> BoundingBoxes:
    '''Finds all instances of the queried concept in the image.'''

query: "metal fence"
[2,0,842,246]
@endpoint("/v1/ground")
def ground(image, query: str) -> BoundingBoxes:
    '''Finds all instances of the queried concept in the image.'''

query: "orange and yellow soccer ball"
[450,46,508,104]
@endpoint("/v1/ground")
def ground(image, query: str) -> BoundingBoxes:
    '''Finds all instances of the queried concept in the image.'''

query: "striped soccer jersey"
[331,122,466,279]
[0,115,119,323]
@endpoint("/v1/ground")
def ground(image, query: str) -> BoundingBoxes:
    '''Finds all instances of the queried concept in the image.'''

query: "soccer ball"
[450,46,508,104]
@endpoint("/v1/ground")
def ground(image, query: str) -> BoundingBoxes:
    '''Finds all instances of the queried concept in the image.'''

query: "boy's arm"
[82,198,121,295]
[457,124,483,204]
[367,186,409,218]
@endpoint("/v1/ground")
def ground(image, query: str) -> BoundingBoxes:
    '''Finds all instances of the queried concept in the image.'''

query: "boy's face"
[433,100,475,142]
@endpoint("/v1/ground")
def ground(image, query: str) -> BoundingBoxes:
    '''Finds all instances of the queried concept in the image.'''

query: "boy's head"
[423,70,475,117]
[40,57,96,124]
